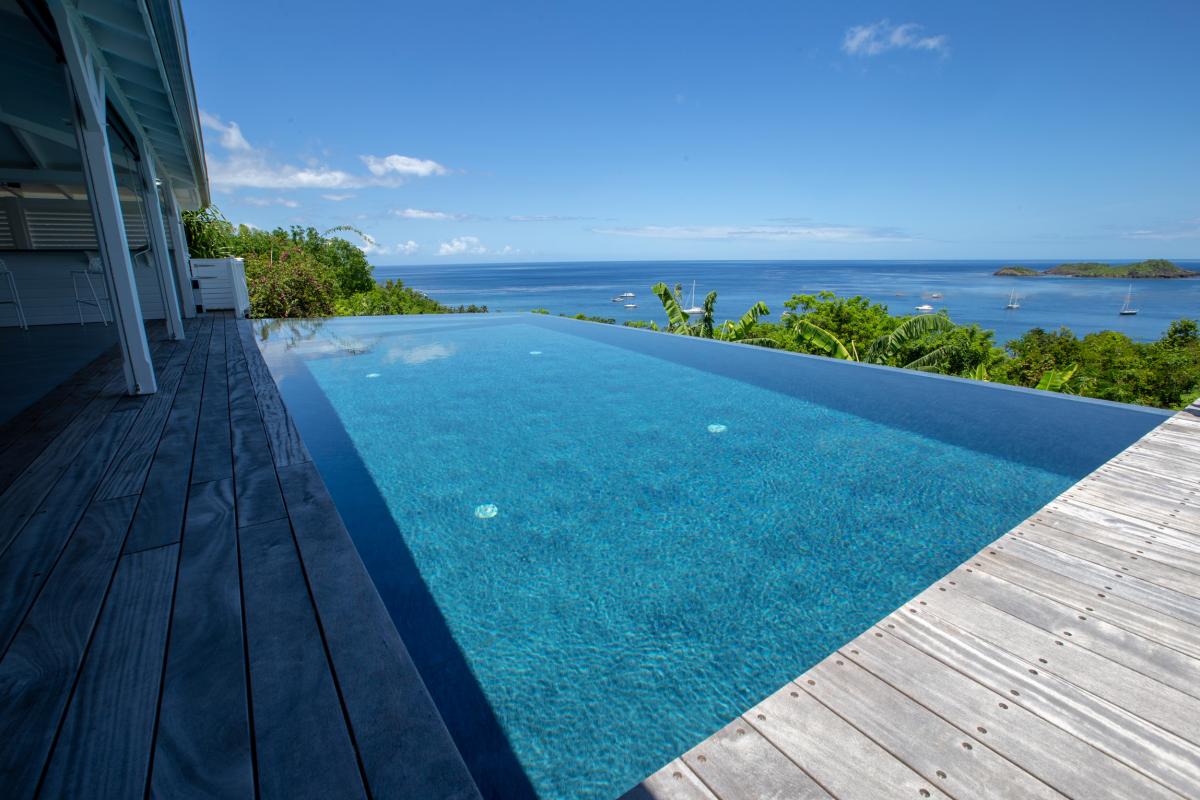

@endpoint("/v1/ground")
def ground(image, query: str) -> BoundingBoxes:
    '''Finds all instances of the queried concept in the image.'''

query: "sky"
[183,1,1200,264]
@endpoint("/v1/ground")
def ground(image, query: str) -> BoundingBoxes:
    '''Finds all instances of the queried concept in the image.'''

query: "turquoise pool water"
[254,314,1166,799]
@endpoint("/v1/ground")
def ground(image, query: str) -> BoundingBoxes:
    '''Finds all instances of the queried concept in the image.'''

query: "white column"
[137,155,185,340]
[50,0,156,394]
[166,190,196,318]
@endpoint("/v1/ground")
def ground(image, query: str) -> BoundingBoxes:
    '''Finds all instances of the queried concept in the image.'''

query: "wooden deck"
[0,313,480,800]
[628,404,1200,800]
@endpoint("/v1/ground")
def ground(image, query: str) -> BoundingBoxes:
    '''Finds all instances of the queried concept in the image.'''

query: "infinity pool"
[253,314,1166,799]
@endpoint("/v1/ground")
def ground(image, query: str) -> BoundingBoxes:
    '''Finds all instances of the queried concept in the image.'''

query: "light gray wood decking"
[627,403,1200,800]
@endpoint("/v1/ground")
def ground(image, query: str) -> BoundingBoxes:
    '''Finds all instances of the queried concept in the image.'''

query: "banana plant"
[1035,363,1078,392]
[793,312,954,369]
[965,362,990,381]
[650,283,772,343]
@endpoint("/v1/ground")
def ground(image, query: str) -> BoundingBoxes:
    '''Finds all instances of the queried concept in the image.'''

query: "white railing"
[191,257,250,318]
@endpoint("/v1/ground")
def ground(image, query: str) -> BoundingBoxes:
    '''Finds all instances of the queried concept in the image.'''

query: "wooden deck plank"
[978,549,1200,659]
[798,656,1068,799]
[190,314,232,485]
[680,720,831,800]
[277,460,478,800]
[0,347,123,494]
[0,407,140,654]
[0,370,128,555]
[841,629,1178,799]
[94,328,203,500]
[150,478,254,799]
[623,759,718,800]
[880,607,1200,797]
[122,317,214,553]
[238,516,366,800]
[38,544,179,799]
[1030,507,1200,575]
[1042,497,1200,556]
[946,566,1200,699]
[911,585,1200,744]
[0,495,136,798]
[1,314,477,800]
[747,685,950,800]
[1014,519,1200,595]
[994,537,1200,627]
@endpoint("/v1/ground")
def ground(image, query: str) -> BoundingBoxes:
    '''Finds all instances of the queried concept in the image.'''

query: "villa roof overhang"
[0,0,208,209]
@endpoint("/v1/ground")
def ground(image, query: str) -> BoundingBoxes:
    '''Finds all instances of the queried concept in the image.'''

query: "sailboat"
[682,280,705,315]
[1005,289,1020,310]
[1119,284,1139,316]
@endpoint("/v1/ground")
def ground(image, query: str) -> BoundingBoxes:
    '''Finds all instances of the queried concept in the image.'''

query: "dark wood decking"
[629,405,1200,800]
[0,313,480,800]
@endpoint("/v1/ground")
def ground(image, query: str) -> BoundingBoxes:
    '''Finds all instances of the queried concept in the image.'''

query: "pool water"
[254,314,1166,799]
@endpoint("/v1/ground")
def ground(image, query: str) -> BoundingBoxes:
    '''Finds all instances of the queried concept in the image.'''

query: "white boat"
[610,296,625,303]
[1119,284,1139,315]
[624,303,638,309]
[914,304,935,313]
[1005,289,1020,310]
[620,292,636,298]
[930,291,944,299]
[682,280,705,314]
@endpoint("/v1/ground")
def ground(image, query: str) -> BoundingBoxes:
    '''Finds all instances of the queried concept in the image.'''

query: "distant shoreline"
[995,259,1199,279]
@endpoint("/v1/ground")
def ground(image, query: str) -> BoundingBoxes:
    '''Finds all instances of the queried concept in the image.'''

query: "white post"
[166,190,197,318]
[50,0,156,394]
[137,155,185,340]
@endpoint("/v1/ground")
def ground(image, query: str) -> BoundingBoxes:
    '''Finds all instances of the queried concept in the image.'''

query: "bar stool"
[72,252,110,326]
[0,259,28,330]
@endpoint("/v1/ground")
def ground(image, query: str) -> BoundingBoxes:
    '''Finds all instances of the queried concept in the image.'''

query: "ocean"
[373,260,1200,344]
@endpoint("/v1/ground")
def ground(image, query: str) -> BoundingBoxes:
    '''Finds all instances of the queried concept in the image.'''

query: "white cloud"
[200,111,251,151]
[242,196,299,208]
[435,237,517,256]
[1121,219,1200,240]
[842,20,948,57]
[359,238,421,256]
[362,154,449,178]
[438,236,488,256]
[506,214,590,222]
[200,110,452,191]
[593,223,910,243]
[392,208,465,221]
[322,193,355,201]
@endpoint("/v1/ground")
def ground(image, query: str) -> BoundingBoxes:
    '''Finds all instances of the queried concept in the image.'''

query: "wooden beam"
[51,0,157,395]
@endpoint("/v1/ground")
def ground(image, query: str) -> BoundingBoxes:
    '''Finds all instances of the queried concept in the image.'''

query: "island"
[995,259,1199,278]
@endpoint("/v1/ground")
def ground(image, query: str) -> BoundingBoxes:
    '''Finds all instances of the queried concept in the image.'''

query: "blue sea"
[258,313,1165,799]
[375,260,1200,344]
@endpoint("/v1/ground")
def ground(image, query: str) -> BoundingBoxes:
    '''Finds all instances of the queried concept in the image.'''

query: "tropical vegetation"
[994,259,1197,278]
[181,207,485,318]
[570,286,1200,410]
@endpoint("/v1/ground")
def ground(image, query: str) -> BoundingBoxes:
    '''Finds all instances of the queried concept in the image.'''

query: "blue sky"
[185,1,1199,263]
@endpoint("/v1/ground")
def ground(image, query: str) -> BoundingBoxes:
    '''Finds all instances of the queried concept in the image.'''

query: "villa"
[1,2,1199,800]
